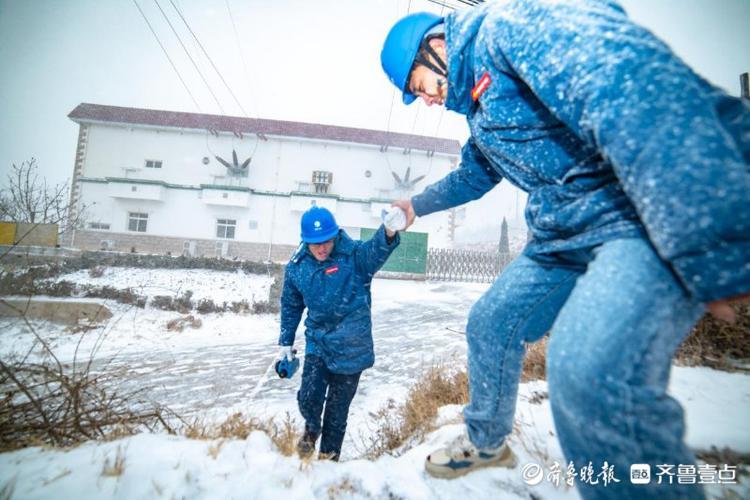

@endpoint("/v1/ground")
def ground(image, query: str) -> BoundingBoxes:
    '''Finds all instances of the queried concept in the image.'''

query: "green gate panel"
[360,228,428,274]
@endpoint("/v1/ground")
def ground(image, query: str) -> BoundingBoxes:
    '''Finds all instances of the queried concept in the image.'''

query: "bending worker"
[380,1,749,498]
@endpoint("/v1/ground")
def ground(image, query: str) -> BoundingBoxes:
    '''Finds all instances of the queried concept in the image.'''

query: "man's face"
[408,38,448,106]
[308,238,335,262]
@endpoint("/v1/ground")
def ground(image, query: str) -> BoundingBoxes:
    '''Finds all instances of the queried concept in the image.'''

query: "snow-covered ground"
[1,268,748,499]
[49,267,274,305]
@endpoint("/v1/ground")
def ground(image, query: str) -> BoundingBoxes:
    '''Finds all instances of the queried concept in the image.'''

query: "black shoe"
[297,430,318,458]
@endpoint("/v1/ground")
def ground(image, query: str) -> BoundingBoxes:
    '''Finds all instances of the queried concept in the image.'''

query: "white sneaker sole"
[425,446,517,479]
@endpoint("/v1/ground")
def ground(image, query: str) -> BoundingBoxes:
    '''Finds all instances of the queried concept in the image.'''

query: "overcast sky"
[1,0,748,241]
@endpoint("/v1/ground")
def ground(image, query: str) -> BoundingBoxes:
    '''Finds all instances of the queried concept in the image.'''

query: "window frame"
[127,212,148,233]
[216,218,237,239]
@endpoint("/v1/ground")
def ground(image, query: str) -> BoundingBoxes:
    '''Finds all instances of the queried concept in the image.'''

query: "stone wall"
[71,229,297,263]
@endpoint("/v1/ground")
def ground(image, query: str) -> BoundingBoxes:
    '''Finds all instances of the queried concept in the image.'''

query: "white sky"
[0,0,748,239]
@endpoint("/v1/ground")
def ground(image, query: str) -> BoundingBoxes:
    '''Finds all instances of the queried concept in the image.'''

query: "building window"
[128,212,148,232]
[145,159,162,169]
[312,170,332,194]
[216,219,236,239]
[89,222,111,231]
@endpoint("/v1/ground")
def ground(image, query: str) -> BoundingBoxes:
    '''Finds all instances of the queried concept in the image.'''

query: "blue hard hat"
[381,12,444,105]
[300,206,339,243]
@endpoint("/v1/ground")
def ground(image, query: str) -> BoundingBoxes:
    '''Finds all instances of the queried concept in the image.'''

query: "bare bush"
[166,315,203,332]
[196,299,222,314]
[230,300,250,314]
[0,311,175,452]
[251,300,277,314]
[88,266,105,278]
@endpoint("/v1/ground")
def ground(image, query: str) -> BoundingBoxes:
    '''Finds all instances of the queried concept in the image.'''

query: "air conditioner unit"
[215,241,228,258]
[183,241,196,257]
[100,240,115,251]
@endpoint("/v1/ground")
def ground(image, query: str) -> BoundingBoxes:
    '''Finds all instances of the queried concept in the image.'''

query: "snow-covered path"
[76,279,480,458]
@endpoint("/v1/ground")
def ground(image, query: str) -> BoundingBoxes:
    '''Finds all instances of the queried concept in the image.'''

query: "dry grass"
[183,412,301,457]
[165,315,203,332]
[695,446,750,480]
[326,477,359,499]
[676,305,750,371]
[363,364,468,459]
[101,446,126,477]
[362,345,554,459]
[510,304,750,382]
[522,337,548,382]
[207,440,224,459]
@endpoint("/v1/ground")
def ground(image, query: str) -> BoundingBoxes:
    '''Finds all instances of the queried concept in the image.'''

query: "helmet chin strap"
[414,39,448,78]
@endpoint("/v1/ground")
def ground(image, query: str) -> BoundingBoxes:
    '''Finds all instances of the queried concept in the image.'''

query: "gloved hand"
[381,207,407,232]
[278,345,295,361]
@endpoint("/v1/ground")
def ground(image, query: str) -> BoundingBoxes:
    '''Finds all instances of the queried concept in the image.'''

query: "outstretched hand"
[706,294,750,323]
[391,199,416,231]
[278,345,294,361]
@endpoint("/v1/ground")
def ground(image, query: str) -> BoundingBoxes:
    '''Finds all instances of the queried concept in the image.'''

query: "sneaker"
[297,430,319,458]
[425,433,517,479]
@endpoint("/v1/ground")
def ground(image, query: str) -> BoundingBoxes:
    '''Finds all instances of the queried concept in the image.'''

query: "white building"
[66,103,461,263]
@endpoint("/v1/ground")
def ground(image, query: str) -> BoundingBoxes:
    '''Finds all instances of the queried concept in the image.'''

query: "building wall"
[72,122,457,260]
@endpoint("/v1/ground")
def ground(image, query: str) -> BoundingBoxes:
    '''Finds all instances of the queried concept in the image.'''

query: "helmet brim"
[402,92,417,105]
[302,228,339,244]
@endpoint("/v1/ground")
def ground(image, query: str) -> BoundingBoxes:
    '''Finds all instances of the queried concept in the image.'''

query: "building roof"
[69,103,461,155]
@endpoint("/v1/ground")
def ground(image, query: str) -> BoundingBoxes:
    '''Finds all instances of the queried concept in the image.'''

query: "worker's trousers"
[463,237,705,499]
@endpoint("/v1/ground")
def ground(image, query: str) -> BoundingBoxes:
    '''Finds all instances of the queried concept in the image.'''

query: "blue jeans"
[464,238,705,499]
[297,355,361,458]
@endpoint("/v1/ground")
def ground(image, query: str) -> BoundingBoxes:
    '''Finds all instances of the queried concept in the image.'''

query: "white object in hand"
[278,345,294,361]
[382,207,407,231]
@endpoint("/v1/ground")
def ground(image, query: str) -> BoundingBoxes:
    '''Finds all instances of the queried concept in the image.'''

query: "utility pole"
[741,72,749,99]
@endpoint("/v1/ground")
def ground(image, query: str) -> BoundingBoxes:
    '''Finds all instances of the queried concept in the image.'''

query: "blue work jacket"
[279,226,400,374]
[411,0,749,302]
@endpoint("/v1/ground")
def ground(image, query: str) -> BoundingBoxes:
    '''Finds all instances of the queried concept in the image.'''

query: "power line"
[132,0,202,111]
[224,0,258,118]
[168,0,249,117]
[426,0,483,9]
[153,0,226,113]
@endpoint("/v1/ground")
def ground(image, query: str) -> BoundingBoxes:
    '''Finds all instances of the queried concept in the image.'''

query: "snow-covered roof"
[68,103,461,155]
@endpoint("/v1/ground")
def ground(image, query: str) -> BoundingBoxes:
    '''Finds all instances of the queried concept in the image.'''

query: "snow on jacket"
[279,226,400,374]
[410,0,749,303]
